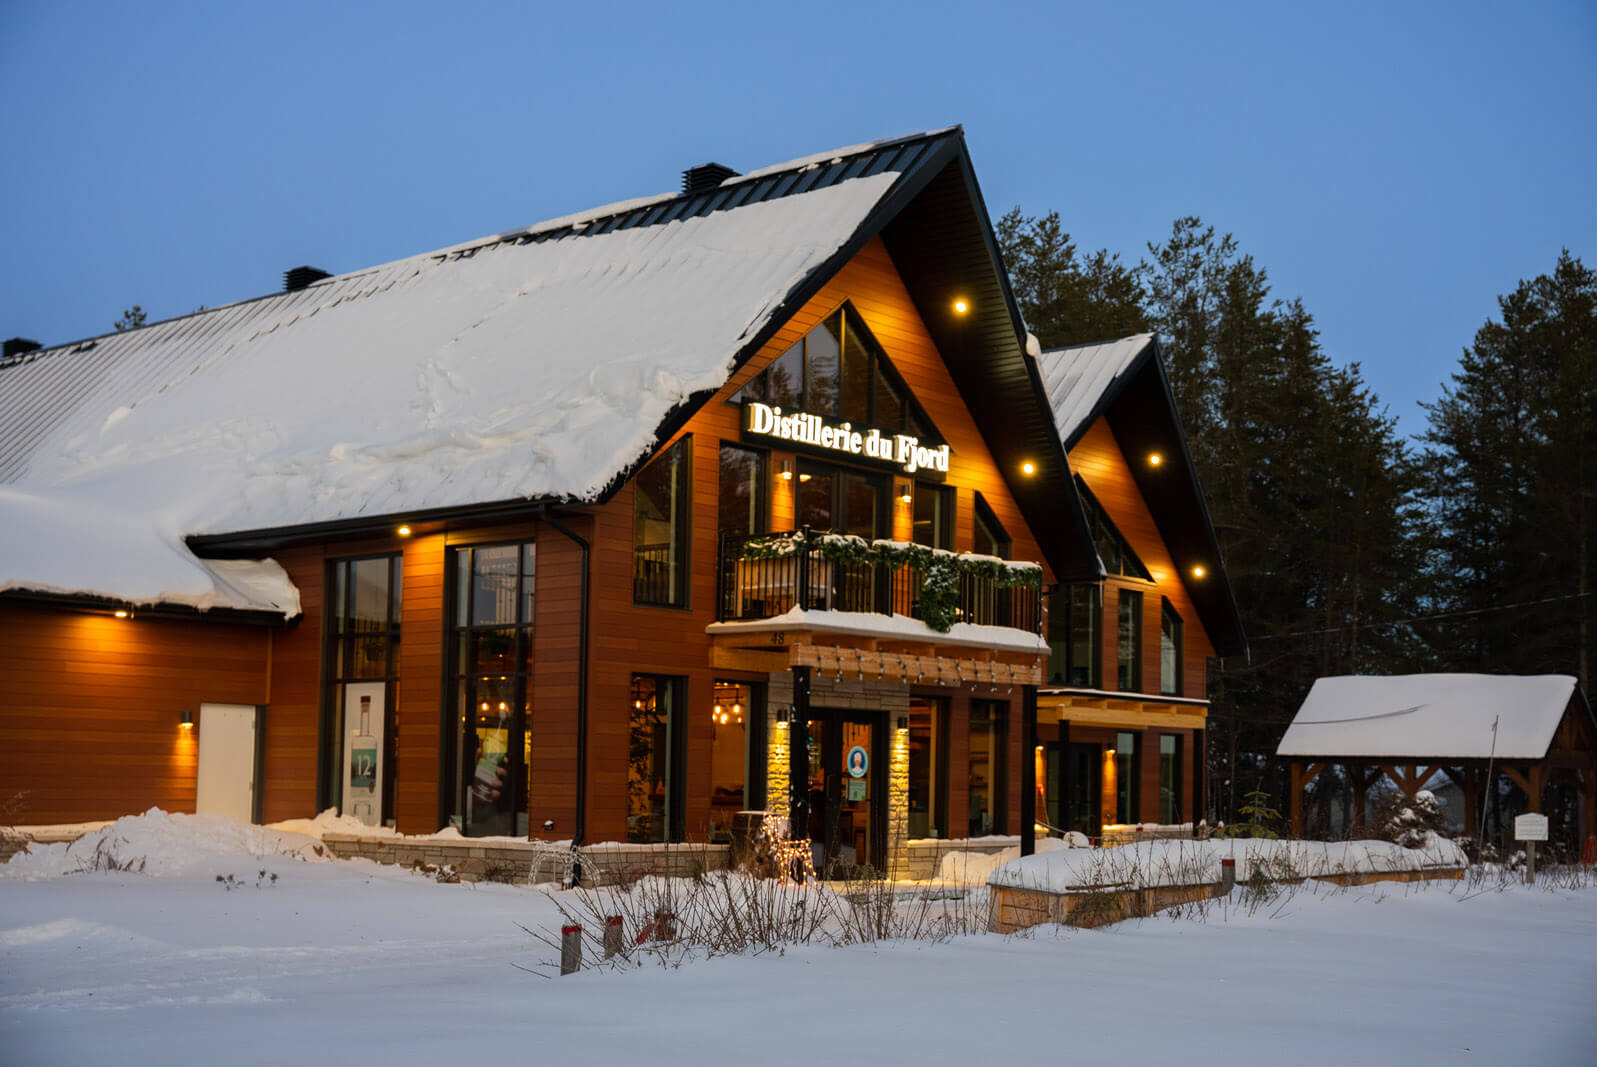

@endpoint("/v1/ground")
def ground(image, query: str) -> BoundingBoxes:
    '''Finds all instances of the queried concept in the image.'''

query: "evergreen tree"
[995,209,1148,349]
[114,306,146,331]
[1421,252,1596,688]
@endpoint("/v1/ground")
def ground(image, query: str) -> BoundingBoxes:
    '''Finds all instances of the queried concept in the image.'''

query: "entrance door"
[1065,742,1101,837]
[196,703,260,822]
[803,710,884,876]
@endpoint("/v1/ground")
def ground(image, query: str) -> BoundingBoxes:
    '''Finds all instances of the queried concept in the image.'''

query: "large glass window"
[968,701,1007,836]
[907,698,947,839]
[912,483,953,549]
[1046,583,1102,688]
[718,444,765,536]
[1161,600,1183,697]
[629,675,684,843]
[1115,731,1138,824]
[634,438,690,606]
[1076,477,1152,580]
[738,304,936,439]
[323,556,401,825]
[972,492,1012,560]
[447,543,535,837]
[709,681,753,840]
[1117,589,1143,691]
[1159,734,1182,825]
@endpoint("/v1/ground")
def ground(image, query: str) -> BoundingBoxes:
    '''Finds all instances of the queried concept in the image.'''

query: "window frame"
[967,700,1008,836]
[1117,588,1143,692]
[318,553,403,820]
[911,481,954,550]
[717,442,768,538]
[971,491,1012,560]
[633,436,692,609]
[443,540,537,838]
[1075,477,1152,581]
[628,673,687,843]
[1160,598,1184,697]
[1159,733,1182,825]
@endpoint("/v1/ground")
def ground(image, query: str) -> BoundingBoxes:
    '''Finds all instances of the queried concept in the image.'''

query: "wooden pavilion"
[1278,674,1596,844]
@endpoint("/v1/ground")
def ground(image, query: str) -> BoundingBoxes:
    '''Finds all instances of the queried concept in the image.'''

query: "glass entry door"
[796,460,886,539]
[803,711,883,877]
[1065,742,1102,837]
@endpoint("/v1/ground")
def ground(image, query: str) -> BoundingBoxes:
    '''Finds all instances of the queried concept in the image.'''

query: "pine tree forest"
[998,211,1596,824]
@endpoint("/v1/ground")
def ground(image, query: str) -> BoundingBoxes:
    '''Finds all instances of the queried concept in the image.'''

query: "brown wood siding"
[0,603,269,824]
[1069,417,1216,698]
[579,237,1058,844]
[260,546,323,823]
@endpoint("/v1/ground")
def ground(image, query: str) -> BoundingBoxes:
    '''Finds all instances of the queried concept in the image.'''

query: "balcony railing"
[716,530,1042,635]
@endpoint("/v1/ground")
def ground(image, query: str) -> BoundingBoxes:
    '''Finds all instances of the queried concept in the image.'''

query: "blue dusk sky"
[2,1,1592,439]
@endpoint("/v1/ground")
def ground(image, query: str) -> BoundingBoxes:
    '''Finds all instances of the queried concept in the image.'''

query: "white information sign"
[342,682,386,827]
[1514,812,1548,842]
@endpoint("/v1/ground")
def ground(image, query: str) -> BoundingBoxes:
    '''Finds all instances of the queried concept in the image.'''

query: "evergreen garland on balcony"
[738,532,1042,632]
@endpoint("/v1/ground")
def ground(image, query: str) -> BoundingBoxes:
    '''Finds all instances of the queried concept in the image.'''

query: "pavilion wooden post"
[1289,760,1305,838]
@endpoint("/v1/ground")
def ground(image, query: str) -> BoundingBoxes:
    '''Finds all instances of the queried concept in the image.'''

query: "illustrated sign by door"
[195,703,260,823]
[342,682,386,826]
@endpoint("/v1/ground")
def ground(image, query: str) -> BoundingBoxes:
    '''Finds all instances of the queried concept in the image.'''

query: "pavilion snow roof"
[1276,674,1585,761]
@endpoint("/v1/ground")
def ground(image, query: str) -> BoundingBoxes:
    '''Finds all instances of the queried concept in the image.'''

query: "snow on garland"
[739,533,1042,633]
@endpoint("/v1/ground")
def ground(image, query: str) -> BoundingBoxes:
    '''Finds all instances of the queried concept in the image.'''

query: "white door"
[196,703,258,822]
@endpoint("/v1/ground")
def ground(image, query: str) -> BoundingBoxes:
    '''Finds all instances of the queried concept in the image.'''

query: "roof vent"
[283,266,332,293]
[682,162,738,196]
[3,337,41,359]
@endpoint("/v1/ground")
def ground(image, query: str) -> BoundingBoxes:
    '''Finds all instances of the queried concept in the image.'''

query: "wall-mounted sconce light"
[779,459,793,481]
[113,609,130,619]
[896,715,910,730]
[180,709,194,730]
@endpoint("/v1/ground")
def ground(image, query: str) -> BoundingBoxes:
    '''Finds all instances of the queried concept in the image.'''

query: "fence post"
[560,923,582,975]
[1218,858,1235,897]
[603,915,623,958]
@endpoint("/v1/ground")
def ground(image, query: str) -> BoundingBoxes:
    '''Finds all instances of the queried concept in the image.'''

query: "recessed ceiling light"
[1191,565,1206,579]
[1148,453,1163,467]
[1021,460,1036,475]
[952,298,969,315]
[397,525,412,537]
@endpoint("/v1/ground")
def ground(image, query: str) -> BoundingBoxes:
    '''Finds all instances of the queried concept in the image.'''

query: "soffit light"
[1191,565,1207,579]
[1147,453,1163,467]
[1020,460,1036,476]
[114,609,129,619]
[397,525,412,537]
[952,298,970,315]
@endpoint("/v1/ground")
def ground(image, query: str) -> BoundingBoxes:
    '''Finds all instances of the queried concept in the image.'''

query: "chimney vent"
[681,163,738,196]
[284,266,332,293]
[3,337,41,359]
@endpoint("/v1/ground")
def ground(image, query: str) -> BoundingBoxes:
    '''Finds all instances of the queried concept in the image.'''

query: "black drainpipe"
[539,505,590,885]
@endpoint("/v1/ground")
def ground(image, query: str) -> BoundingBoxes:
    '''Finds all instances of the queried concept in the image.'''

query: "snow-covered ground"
[2,813,1593,1065]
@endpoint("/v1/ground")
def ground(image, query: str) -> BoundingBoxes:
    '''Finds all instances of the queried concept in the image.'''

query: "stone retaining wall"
[319,834,732,886]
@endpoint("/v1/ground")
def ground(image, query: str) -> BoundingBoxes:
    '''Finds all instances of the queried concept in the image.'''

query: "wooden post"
[1059,718,1073,835]
[1020,685,1037,856]
[1350,762,1367,837]
[1193,727,1206,829]
[789,666,810,848]
[560,923,582,976]
[1289,760,1305,839]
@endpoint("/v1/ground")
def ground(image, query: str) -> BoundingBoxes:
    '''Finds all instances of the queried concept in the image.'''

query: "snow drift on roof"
[1036,333,1153,445]
[0,163,906,614]
[1276,674,1580,760]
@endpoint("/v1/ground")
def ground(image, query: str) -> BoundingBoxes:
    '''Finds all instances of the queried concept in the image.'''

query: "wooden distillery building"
[0,128,1244,874]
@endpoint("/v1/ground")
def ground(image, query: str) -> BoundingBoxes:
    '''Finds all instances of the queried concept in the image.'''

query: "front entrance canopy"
[1277,674,1595,841]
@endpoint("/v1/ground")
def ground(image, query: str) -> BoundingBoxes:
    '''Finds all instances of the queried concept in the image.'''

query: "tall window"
[1159,734,1182,824]
[1046,583,1102,688]
[968,701,1007,836]
[907,698,947,838]
[972,492,1011,559]
[912,483,953,549]
[709,680,757,840]
[447,543,535,838]
[323,556,401,824]
[718,444,765,537]
[1117,589,1143,691]
[737,303,939,440]
[634,438,690,606]
[1076,477,1151,580]
[1115,730,1138,824]
[629,675,684,843]
[1160,600,1183,697]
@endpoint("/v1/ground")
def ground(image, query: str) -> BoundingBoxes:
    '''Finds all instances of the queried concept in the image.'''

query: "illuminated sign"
[743,402,950,475]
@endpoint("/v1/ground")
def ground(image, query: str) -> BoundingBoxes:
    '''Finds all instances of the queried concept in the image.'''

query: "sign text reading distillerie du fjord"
[743,402,951,475]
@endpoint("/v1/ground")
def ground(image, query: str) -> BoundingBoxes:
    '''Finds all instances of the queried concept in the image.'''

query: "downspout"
[539,506,590,886]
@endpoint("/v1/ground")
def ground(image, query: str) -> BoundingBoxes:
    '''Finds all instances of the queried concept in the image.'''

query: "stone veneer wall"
[320,834,731,886]
[765,672,912,873]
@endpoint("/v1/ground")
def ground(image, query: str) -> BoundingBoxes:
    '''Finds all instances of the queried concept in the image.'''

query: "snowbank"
[1,809,330,880]
[988,837,1468,893]
[935,835,1081,884]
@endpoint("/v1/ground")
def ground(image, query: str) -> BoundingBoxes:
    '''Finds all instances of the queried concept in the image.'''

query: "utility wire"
[1248,589,1593,642]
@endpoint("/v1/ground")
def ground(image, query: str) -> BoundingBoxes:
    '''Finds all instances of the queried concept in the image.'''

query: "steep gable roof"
[1037,334,1246,656]
[0,128,1100,614]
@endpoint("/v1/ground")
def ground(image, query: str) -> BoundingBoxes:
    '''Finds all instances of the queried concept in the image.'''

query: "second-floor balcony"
[716,530,1043,637]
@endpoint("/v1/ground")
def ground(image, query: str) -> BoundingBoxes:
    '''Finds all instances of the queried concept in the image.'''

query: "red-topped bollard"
[560,923,582,975]
[1218,858,1236,897]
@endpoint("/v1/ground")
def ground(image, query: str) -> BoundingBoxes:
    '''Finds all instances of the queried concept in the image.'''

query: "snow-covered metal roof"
[1276,674,1582,760]
[1036,333,1153,447]
[0,130,958,614]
